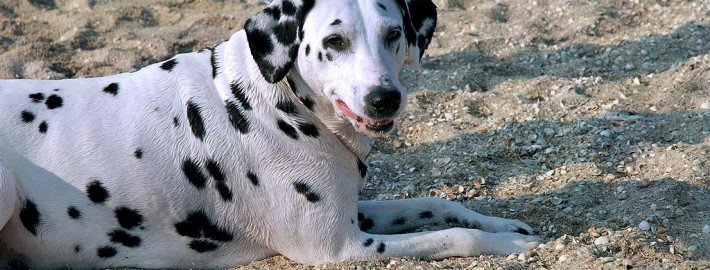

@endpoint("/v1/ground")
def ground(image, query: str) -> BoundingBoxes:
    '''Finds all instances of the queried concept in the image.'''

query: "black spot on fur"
[19,200,40,236]
[378,2,387,11]
[419,211,433,219]
[186,101,206,140]
[317,52,323,61]
[293,181,320,203]
[20,110,35,123]
[103,83,119,96]
[160,59,177,71]
[363,238,374,247]
[108,229,142,247]
[173,116,180,127]
[247,171,259,186]
[263,6,281,20]
[325,52,333,61]
[189,240,218,253]
[300,96,315,111]
[377,242,386,253]
[445,216,459,224]
[38,121,48,133]
[392,217,406,225]
[96,246,117,258]
[359,218,374,231]
[86,180,110,204]
[182,159,207,189]
[29,93,44,103]
[305,44,310,56]
[45,94,63,109]
[276,99,298,115]
[174,211,233,242]
[67,206,81,219]
[225,101,250,134]
[298,122,319,137]
[229,82,252,110]
[74,245,81,253]
[274,21,298,45]
[331,19,342,25]
[282,0,297,16]
[206,160,233,201]
[114,207,144,230]
[134,148,143,159]
[357,159,367,178]
[277,119,299,139]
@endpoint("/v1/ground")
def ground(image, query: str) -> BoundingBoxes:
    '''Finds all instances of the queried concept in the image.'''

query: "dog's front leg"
[357,197,535,235]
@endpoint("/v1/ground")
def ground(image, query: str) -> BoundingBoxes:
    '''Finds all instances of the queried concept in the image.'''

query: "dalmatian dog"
[0,0,539,268]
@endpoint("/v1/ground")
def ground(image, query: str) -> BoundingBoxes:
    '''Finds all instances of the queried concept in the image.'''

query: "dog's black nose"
[364,88,401,118]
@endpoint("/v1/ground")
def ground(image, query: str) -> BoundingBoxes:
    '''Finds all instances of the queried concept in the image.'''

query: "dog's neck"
[286,70,372,159]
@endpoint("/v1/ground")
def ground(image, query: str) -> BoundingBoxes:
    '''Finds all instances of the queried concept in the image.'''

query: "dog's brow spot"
[363,238,374,247]
[226,101,250,134]
[229,82,252,110]
[67,206,81,219]
[186,101,206,140]
[392,217,406,225]
[317,52,323,61]
[359,218,374,231]
[305,44,310,56]
[189,240,219,253]
[96,246,117,258]
[376,242,386,253]
[298,122,319,137]
[114,206,144,230]
[419,211,434,219]
[182,158,208,189]
[134,148,143,159]
[377,3,387,11]
[28,93,44,103]
[45,94,63,109]
[109,229,142,247]
[330,19,342,25]
[277,119,299,140]
[357,159,368,178]
[103,83,119,96]
[19,199,41,236]
[160,59,178,72]
[20,110,35,123]
[38,121,48,133]
[247,171,259,186]
[86,180,110,204]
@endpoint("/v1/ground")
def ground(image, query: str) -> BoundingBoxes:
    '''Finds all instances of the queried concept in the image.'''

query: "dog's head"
[245,0,437,134]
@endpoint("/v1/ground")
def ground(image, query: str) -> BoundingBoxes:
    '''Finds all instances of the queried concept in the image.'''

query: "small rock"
[555,243,566,250]
[600,257,614,263]
[594,236,609,245]
[558,255,569,262]
[688,245,698,252]
[518,253,526,261]
[625,63,635,70]
[701,102,710,110]
[636,179,650,188]
[599,130,611,137]
[639,221,651,231]
[506,254,517,260]
[703,224,710,234]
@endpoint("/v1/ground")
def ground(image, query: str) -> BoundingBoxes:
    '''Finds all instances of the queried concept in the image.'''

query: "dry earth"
[1,0,708,269]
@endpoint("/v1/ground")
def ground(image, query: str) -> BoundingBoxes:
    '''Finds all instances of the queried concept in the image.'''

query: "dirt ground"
[1,0,708,269]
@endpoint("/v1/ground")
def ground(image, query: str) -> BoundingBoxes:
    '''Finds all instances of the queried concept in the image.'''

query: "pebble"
[639,221,651,231]
[558,255,569,262]
[555,243,566,250]
[600,256,614,263]
[518,253,526,261]
[688,245,698,252]
[594,236,609,245]
[701,102,710,110]
[703,224,710,234]
[599,130,611,137]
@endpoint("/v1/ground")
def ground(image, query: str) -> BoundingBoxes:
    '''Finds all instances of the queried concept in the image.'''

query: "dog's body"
[0,1,538,269]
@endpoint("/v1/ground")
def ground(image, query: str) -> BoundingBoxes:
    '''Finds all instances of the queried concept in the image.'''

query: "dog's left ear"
[245,0,315,84]
[397,0,438,68]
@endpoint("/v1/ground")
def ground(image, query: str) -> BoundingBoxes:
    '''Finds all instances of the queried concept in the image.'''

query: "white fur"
[0,1,538,269]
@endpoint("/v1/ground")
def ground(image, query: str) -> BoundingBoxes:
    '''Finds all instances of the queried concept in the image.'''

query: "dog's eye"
[386,29,402,43]
[323,34,348,51]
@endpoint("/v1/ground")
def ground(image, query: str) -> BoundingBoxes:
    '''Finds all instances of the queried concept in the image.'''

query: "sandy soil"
[1,0,708,269]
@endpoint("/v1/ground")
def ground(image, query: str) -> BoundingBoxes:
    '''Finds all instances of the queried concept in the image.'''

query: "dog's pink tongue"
[337,100,362,122]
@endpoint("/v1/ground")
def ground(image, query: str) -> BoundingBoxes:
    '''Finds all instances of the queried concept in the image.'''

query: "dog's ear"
[245,0,315,84]
[396,0,437,68]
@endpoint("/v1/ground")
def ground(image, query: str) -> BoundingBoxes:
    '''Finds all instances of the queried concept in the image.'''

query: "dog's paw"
[478,217,536,235]
[490,232,541,255]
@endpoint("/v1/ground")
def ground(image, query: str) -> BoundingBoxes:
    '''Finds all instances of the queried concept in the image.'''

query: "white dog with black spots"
[0,0,539,269]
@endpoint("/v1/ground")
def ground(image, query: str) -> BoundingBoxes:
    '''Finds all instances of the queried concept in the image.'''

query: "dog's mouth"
[336,100,394,133]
